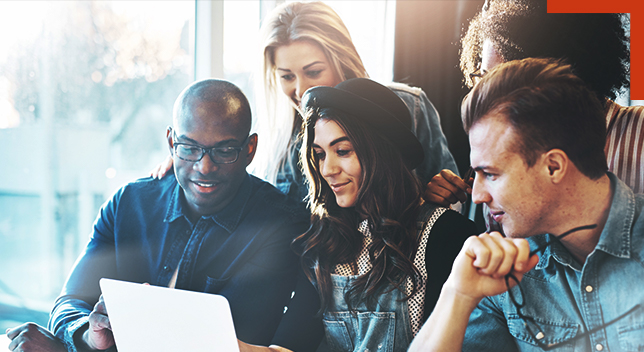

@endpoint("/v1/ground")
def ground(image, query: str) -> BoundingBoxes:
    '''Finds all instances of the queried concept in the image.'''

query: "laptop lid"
[99,278,240,352]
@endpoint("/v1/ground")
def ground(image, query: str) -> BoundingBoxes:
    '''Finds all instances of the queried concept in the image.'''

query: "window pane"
[0,0,194,329]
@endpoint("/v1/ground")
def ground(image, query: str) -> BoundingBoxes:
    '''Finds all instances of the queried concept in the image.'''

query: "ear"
[244,133,258,166]
[166,126,175,155]
[542,149,568,184]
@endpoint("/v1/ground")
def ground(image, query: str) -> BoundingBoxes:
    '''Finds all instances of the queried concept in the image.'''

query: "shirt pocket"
[507,314,580,350]
[322,311,396,352]
[617,309,644,352]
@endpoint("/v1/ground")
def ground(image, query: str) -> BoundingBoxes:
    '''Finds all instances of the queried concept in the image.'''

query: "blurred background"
[0,0,634,331]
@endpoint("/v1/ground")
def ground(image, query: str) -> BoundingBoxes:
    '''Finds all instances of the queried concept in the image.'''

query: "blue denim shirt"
[48,172,310,351]
[463,173,644,351]
[275,83,458,202]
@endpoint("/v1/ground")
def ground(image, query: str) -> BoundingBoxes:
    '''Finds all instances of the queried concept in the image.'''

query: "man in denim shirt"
[410,58,644,351]
[8,79,309,352]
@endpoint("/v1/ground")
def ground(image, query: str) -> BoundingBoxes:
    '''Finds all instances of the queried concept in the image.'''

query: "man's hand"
[446,232,540,302]
[6,323,66,352]
[82,295,115,351]
[424,169,472,206]
[149,155,174,179]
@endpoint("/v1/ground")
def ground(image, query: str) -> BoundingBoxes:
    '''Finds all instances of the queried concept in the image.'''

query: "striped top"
[605,100,644,194]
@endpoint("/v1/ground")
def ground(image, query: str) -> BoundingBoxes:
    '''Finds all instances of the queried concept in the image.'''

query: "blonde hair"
[254,1,368,184]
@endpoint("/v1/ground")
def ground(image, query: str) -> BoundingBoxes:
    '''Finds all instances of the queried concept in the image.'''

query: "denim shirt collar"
[535,172,635,270]
[163,173,253,234]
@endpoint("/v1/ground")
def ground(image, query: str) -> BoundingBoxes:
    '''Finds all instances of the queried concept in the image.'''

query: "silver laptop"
[99,278,240,352]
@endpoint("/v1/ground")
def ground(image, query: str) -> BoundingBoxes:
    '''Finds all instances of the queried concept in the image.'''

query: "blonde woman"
[152,2,462,205]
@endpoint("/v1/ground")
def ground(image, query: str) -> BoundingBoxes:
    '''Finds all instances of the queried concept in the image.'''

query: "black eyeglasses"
[505,224,642,349]
[469,68,488,85]
[172,132,250,164]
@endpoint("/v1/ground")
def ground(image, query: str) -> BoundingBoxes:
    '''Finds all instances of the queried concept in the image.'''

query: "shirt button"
[535,332,545,340]
[596,344,603,351]
[585,285,593,292]
[163,265,170,271]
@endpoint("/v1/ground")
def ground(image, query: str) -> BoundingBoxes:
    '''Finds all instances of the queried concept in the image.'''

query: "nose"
[471,174,491,205]
[320,156,339,179]
[295,77,312,102]
[193,152,219,175]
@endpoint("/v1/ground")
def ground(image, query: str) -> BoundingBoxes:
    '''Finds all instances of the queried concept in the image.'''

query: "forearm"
[409,283,481,352]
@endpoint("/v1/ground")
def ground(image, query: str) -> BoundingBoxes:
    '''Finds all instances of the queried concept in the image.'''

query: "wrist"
[442,278,484,310]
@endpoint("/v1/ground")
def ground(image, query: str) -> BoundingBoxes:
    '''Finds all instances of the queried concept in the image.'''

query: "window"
[0,1,194,329]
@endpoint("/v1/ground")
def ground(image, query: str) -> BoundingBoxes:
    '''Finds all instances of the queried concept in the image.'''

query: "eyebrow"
[276,61,325,72]
[312,136,350,149]
[174,134,240,148]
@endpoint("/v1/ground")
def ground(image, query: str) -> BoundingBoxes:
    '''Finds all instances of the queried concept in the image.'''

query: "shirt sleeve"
[462,296,519,352]
[48,190,121,352]
[270,268,324,351]
[423,209,477,320]
[393,86,459,184]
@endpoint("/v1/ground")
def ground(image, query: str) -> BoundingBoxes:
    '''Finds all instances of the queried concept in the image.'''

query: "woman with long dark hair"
[239,78,475,352]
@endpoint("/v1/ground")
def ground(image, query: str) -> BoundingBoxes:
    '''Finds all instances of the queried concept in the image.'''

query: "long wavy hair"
[254,1,368,184]
[294,107,423,312]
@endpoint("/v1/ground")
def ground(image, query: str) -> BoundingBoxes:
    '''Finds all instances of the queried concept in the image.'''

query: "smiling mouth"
[192,180,219,192]
[329,181,350,192]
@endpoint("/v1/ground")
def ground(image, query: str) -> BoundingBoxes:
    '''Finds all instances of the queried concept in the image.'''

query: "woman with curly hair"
[238,79,475,351]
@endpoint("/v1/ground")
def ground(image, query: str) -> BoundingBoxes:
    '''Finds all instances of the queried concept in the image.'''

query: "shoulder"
[247,174,309,220]
[386,81,422,96]
[116,173,177,203]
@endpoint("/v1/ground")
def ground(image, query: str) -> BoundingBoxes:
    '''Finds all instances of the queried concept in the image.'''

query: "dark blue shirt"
[48,172,310,351]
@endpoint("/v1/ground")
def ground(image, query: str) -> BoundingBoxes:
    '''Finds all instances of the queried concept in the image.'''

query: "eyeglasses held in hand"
[504,224,641,350]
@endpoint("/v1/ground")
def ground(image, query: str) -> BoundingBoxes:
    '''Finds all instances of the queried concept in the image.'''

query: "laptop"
[99,278,240,352]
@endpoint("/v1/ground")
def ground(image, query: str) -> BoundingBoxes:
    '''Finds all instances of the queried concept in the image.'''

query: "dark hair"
[460,0,629,100]
[462,58,608,179]
[294,107,423,312]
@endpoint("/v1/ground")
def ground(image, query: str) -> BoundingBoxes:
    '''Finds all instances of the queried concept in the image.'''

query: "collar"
[534,172,635,270]
[164,173,253,234]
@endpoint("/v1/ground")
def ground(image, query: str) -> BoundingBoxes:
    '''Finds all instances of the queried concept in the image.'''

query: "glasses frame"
[469,68,488,86]
[172,132,250,164]
[505,224,641,350]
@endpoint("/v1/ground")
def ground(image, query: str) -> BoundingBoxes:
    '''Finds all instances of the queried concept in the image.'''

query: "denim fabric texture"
[48,172,309,351]
[463,173,644,351]
[320,275,412,352]
[275,83,458,202]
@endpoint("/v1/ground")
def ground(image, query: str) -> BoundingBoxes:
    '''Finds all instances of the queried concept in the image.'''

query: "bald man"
[8,79,309,352]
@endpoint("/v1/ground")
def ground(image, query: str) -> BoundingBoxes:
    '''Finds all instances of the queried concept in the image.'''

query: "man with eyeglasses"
[409,58,644,351]
[8,79,311,352]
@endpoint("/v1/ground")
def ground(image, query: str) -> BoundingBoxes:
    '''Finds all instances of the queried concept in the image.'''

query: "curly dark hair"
[294,107,423,313]
[460,0,629,100]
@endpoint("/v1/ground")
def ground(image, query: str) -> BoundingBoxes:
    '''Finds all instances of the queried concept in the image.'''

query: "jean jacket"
[463,173,644,351]
[48,172,310,351]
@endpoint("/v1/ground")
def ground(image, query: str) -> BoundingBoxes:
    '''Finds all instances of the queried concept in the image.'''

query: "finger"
[440,169,472,193]
[511,238,532,272]
[6,323,26,339]
[94,296,107,315]
[89,310,112,331]
[424,188,457,206]
[473,233,504,274]
[488,232,518,278]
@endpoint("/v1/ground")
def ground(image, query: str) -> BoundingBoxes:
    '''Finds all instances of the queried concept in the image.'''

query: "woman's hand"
[150,155,174,179]
[424,169,472,206]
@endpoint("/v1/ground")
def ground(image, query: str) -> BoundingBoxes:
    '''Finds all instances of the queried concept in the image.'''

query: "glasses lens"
[506,274,525,308]
[211,148,239,164]
[175,145,203,161]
